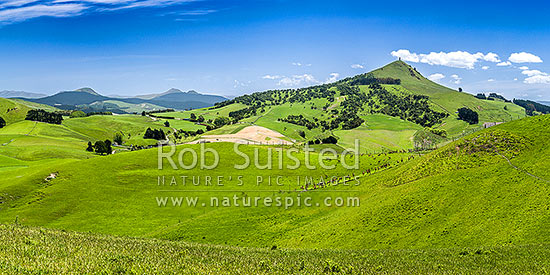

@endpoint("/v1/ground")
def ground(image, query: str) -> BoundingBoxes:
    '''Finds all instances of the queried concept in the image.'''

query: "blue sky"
[1,0,549,100]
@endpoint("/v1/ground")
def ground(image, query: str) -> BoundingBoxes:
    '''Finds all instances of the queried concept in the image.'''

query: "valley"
[1,60,549,273]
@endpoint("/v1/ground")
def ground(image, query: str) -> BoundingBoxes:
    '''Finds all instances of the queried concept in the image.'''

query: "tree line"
[513,99,550,116]
[25,109,63,124]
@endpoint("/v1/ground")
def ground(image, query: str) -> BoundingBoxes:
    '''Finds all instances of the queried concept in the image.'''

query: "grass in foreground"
[1,224,549,274]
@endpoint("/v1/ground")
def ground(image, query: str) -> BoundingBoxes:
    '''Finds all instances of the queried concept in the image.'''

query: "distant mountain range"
[0,90,47,98]
[15,87,226,113]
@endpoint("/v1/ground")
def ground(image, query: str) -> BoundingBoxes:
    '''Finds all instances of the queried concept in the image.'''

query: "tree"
[113,132,123,145]
[0,116,5,128]
[86,141,94,152]
[70,110,86,118]
[213,116,230,128]
[141,111,146,116]
[164,121,170,127]
[197,115,205,123]
[104,139,113,155]
[190,113,197,121]
[458,87,463,92]
[144,128,166,140]
[457,107,479,124]
[297,130,306,138]
[93,141,107,155]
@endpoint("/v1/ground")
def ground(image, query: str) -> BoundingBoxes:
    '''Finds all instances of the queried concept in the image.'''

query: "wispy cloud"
[350,64,364,69]
[0,0,202,24]
[0,3,86,23]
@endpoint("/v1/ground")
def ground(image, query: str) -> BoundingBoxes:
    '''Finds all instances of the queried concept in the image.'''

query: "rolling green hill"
[1,115,548,251]
[160,61,525,152]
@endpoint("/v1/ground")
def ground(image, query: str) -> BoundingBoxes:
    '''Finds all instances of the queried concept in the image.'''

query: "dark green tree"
[0,116,5,128]
[457,107,479,124]
[113,132,123,145]
[164,121,170,127]
[86,141,94,152]
[93,141,107,155]
[104,139,113,155]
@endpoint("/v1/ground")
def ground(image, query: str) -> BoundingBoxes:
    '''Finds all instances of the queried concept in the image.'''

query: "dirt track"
[189,125,294,145]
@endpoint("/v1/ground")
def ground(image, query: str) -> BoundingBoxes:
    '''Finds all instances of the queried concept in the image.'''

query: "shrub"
[457,108,479,124]
[0,116,5,128]
[70,110,86,118]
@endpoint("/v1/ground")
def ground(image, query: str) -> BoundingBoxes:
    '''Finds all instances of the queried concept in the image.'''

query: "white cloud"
[450,74,462,84]
[518,66,529,70]
[524,75,550,84]
[508,52,543,63]
[350,64,364,69]
[483,52,501,62]
[521,69,550,84]
[390,49,419,62]
[488,79,495,82]
[428,73,445,82]
[391,49,502,69]
[0,0,200,24]
[496,61,511,66]
[514,78,518,81]
[262,75,281,80]
[521,69,546,77]
[291,62,311,67]
[0,3,86,23]
[325,72,339,83]
[278,74,318,86]
[481,66,489,70]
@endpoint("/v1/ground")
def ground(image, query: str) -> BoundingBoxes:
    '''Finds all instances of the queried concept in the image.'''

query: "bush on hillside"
[92,140,112,155]
[70,110,86,118]
[0,116,5,128]
[113,132,123,145]
[144,128,166,140]
[457,108,479,125]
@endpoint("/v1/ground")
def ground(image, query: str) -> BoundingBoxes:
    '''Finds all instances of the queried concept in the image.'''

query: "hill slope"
[0,114,548,250]
[161,61,525,151]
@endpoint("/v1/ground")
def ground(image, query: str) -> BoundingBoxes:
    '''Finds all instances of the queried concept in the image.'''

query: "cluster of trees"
[189,113,205,123]
[307,135,338,145]
[0,116,5,128]
[475,93,510,102]
[86,140,113,155]
[175,129,204,139]
[228,107,257,120]
[513,99,550,116]
[25,109,63,124]
[214,84,337,117]
[206,117,231,131]
[144,128,166,140]
[86,111,112,116]
[366,84,448,127]
[142,109,175,116]
[457,107,479,124]
[347,73,401,86]
[279,115,318,130]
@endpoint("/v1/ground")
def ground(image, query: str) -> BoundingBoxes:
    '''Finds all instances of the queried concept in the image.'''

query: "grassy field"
[1,224,549,274]
[1,115,549,252]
